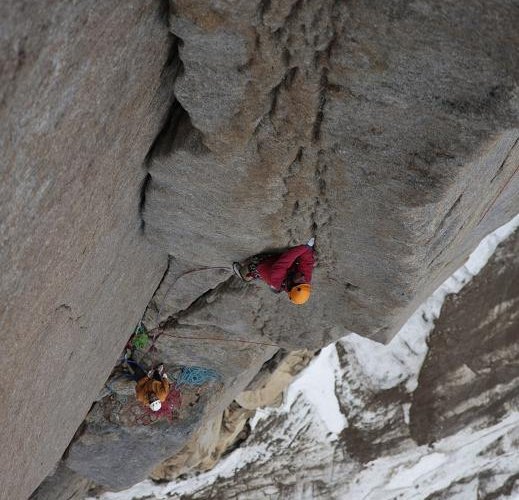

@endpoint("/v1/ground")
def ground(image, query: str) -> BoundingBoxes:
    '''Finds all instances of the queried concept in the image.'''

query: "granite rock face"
[0,1,173,498]
[29,464,96,500]
[64,333,277,490]
[144,0,519,350]
[148,350,312,482]
[4,0,519,497]
[79,0,519,481]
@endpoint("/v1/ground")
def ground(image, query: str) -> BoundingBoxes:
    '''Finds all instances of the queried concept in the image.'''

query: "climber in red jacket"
[233,239,315,304]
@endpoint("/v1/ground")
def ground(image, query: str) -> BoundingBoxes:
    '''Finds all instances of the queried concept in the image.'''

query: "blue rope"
[176,366,219,386]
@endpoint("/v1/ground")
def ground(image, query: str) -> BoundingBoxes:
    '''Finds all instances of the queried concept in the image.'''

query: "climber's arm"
[297,247,314,282]
[270,245,311,290]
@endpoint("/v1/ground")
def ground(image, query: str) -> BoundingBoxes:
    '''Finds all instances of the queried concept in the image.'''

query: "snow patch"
[339,412,519,499]
[402,403,411,425]
[386,452,448,490]
[284,344,347,435]
[249,344,346,436]
[343,215,519,393]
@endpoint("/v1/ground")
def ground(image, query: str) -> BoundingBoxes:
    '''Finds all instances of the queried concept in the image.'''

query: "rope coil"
[175,366,219,386]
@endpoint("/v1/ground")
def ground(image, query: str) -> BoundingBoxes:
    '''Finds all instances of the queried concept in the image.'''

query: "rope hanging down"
[122,261,281,382]
[141,265,279,353]
[157,330,279,348]
[155,266,232,324]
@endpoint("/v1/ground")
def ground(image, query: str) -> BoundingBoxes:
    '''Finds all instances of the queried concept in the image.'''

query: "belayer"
[233,238,315,305]
[128,361,170,412]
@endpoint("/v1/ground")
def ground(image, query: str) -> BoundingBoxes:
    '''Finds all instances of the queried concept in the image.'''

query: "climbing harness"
[235,254,275,281]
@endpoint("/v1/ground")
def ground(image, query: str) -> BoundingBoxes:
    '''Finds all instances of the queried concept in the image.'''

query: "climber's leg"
[126,360,147,381]
[233,260,255,282]
[234,253,277,282]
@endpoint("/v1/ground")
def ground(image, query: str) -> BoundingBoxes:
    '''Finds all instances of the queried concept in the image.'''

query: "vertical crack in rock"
[139,35,180,232]
[2,0,185,496]
[490,135,519,184]
[312,69,328,143]
[258,0,272,23]
[145,36,182,159]
[138,173,152,232]
[146,99,188,161]
[142,254,174,326]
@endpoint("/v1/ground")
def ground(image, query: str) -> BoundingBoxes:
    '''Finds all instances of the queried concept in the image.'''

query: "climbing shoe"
[233,262,254,282]
[233,262,246,280]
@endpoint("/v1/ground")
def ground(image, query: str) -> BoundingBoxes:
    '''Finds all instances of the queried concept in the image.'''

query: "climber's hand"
[147,370,154,378]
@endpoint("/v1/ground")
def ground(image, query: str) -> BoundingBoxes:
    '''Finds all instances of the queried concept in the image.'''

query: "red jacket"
[256,245,314,291]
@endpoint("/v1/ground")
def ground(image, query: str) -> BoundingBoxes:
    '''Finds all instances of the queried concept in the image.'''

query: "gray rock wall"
[29,464,95,500]
[144,0,519,349]
[0,2,173,498]
[64,333,277,490]
[4,0,519,497]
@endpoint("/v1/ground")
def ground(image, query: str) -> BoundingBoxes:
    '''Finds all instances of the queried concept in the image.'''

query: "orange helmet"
[288,284,311,305]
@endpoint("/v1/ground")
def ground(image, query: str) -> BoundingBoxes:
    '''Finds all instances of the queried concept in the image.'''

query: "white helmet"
[149,400,162,412]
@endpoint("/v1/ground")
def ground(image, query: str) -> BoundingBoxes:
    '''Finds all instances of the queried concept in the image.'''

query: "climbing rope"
[175,366,219,386]
[155,265,232,324]
[124,264,278,374]
[155,329,279,348]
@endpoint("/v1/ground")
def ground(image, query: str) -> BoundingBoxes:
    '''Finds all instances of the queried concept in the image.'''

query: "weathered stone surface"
[150,402,254,481]
[66,0,519,490]
[63,279,278,489]
[144,0,519,351]
[141,255,232,329]
[149,228,519,500]
[0,1,173,498]
[29,464,96,500]
[236,349,312,410]
[64,332,276,490]
[5,0,519,497]
[66,374,213,490]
